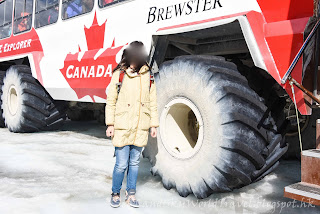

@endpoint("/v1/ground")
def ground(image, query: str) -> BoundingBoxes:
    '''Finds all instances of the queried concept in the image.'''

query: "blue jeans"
[112,145,143,194]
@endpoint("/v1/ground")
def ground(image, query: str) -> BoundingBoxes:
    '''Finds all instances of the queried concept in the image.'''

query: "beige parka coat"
[105,64,159,147]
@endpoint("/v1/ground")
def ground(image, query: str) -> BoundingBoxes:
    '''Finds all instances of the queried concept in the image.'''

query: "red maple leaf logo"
[60,12,125,102]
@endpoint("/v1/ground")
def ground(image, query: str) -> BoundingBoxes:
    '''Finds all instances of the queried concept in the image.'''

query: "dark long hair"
[112,41,150,73]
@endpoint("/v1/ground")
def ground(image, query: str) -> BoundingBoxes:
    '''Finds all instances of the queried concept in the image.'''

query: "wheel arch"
[149,15,267,74]
[0,55,39,80]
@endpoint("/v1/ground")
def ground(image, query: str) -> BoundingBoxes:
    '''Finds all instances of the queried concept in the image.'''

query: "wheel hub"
[160,97,204,159]
[7,85,19,116]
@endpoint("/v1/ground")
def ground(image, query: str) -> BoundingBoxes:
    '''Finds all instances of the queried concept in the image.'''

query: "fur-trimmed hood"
[125,64,149,77]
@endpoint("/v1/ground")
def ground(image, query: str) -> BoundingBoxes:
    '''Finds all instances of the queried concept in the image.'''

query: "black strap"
[150,72,155,87]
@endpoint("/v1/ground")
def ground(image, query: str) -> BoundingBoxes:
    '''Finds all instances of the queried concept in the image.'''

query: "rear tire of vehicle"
[143,55,288,199]
[0,70,5,128]
[1,65,67,133]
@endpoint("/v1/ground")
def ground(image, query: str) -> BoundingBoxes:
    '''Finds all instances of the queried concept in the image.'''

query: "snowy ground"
[0,120,319,214]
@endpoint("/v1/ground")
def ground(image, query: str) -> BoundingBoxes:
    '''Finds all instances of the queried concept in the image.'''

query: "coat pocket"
[114,102,129,130]
[140,101,151,130]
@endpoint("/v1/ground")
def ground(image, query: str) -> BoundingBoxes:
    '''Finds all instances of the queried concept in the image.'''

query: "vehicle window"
[62,0,94,20]
[35,0,60,28]
[13,0,33,34]
[99,0,126,8]
[0,0,13,39]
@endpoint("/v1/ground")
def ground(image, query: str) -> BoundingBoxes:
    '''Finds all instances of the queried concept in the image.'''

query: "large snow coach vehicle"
[1,0,319,198]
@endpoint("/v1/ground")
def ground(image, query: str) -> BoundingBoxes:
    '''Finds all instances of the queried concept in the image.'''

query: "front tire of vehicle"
[1,65,67,133]
[143,55,288,199]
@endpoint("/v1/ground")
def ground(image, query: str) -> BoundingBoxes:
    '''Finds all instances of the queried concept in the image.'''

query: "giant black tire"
[1,65,67,133]
[0,70,5,128]
[143,55,288,199]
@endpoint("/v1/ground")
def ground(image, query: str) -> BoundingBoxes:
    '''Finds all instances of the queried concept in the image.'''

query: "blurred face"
[123,42,148,71]
[128,49,147,69]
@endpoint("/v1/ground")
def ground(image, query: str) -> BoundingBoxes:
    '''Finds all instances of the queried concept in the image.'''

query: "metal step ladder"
[284,120,320,206]
[284,149,320,206]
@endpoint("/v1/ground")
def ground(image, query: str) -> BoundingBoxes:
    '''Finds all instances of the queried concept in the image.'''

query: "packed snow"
[0,120,319,214]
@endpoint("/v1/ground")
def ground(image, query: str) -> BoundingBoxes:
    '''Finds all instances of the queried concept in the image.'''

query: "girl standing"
[105,41,159,208]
